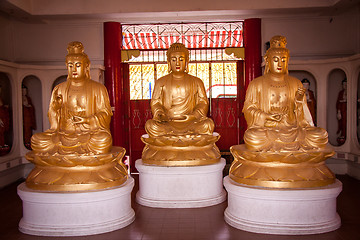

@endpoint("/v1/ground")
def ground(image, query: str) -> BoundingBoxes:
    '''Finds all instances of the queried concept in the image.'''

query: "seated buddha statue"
[243,36,328,152]
[26,42,127,191]
[31,42,112,155]
[229,36,335,188]
[142,43,220,166]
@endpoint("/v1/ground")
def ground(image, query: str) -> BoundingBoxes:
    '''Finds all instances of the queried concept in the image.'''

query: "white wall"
[0,7,359,65]
[262,9,360,60]
[0,15,104,65]
[0,15,15,62]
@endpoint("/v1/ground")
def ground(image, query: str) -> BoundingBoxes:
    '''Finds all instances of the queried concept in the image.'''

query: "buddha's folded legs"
[145,118,215,138]
[31,131,112,154]
[31,132,58,153]
[87,131,112,154]
[191,118,214,135]
[244,128,272,151]
[245,127,300,151]
[145,119,172,138]
[303,127,328,149]
[244,126,329,151]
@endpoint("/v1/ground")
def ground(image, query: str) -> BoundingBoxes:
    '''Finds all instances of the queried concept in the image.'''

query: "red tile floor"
[0,174,359,240]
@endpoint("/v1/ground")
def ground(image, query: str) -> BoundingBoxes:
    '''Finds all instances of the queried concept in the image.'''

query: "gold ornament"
[229,36,335,188]
[142,43,220,166]
[26,41,128,191]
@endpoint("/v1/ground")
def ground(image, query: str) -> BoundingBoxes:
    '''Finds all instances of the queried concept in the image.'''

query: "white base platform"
[17,177,135,236]
[223,176,342,235]
[136,159,226,208]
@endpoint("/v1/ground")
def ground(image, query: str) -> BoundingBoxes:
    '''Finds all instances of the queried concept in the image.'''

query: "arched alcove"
[0,72,12,156]
[289,70,317,125]
[52,75,67,90]
[357,69,360,144]
[327,69,347,146]
[22,75,43,150]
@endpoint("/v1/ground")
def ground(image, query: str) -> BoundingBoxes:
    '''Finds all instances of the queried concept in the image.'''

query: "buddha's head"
[166,43,189,74]
[264,35,289,75]
[66,41,91,80]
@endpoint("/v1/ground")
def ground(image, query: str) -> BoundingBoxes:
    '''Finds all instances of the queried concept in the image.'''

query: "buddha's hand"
[266,113,282,122]
[182,114,196,122]
[45,128,57,133]
[155,113,169,122]
[264,113,282,127]
[72,116,89,124]
[295,87,306,102]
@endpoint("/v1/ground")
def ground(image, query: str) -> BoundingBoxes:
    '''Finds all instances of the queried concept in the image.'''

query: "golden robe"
[31,79,112,154]
[243,75,327,151]
[145,73,214,137]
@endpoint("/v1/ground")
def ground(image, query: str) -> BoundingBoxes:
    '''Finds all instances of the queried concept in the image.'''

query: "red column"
[237,60,246,144]
[239,18,261,142]
[244,18,262,90]
[104,22,124,147]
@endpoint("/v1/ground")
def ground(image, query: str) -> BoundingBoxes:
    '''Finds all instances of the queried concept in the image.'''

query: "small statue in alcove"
[0,85,10,155]
[22,85,36,149]
[301,78,317,125]
[336,78,347,145]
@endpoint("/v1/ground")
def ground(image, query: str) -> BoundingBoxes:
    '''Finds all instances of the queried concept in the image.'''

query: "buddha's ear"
[263,55,268,63]
[85,62,91,78]
[167,62,171,73]
[263,55,269,74]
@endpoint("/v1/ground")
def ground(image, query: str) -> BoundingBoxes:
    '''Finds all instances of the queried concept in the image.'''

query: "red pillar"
[244,18,262,90]
[239,18,261,143]
[104,22,124,147]
[237,60,246,143]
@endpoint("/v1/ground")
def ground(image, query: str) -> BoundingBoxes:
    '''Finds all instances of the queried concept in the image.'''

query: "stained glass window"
[129,62,237,100]
[188,63,210,94]
[156,64,168,79]
[129,64,155,100]
[211,62,237,98]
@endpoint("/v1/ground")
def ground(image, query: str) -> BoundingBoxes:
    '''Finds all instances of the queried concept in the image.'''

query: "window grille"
[122,22,243,50]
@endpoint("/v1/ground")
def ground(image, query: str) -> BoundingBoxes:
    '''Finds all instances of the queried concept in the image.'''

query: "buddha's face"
[67,58,87,80]
[268,52,288,75]
[169,52,187,73]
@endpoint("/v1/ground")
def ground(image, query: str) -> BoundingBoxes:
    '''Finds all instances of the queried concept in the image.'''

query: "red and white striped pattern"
[122,30,243,50]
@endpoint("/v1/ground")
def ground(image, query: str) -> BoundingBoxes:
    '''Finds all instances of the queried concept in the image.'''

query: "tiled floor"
[0,174,359,240]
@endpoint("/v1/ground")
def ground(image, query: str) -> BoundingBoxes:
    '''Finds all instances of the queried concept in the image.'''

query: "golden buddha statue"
[142,43,220,166]
[229,36,335,188]
[25,41,128,191]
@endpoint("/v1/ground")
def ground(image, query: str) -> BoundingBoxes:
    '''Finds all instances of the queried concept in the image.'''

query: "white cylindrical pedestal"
[223,176,342,235]
[136,159,226,208]
[18,177,135,236]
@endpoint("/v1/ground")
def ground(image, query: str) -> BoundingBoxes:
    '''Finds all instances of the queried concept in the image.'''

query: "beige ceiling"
[0,0,358,23]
